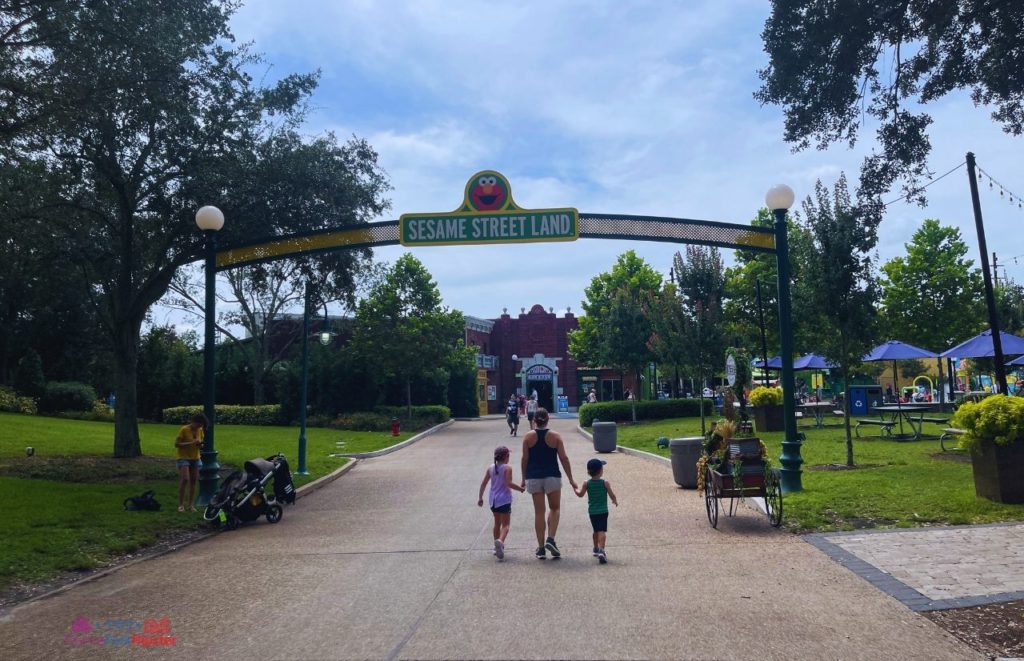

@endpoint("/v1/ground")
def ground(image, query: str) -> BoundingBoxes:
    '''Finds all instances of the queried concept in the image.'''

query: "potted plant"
[749,386,784,433]
[952,395,1024,504]
[696,419,769,492]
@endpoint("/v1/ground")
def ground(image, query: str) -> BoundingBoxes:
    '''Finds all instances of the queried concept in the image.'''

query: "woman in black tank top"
[520,408,577,559]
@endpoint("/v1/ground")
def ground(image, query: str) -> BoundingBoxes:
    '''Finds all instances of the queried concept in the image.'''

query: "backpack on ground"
[124,490,161,511]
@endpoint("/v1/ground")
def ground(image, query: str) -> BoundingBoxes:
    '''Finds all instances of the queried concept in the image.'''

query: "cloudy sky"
[165,1,1024,324]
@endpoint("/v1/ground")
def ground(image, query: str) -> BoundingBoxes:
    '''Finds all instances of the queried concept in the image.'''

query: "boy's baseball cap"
[587,458,606,472]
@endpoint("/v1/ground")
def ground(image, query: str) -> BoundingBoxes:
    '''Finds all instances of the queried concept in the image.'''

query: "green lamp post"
[766,184,803,493]
[195,205,224,505]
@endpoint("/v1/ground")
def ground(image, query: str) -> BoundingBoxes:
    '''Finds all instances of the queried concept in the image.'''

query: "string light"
[882,161,966,207]
[977,165,1024,211]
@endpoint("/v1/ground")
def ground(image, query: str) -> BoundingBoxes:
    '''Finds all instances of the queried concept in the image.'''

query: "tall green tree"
[757,0,1024,202]
[880,219,985,351]
[998,282,1024,336]
[673,246,727,397]
[803,175,880,466]
[350,254,464,418]
[723,208,823,358]
[646,282,688,397]
[569,250,662,410]
[1,2,388,456]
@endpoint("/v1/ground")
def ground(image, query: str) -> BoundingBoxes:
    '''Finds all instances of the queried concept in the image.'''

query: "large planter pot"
[752,405,784,433]
[970,440,1024,504]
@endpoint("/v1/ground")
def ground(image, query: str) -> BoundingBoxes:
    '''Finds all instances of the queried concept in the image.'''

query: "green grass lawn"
[0,412,416,592]
[606,416,1024,533]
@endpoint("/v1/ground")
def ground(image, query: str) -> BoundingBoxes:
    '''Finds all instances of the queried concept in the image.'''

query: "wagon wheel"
[704,466,719,528]
[764,468,783,528]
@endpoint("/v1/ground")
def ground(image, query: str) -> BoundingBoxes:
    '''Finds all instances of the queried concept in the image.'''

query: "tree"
[998,282,1024,336]
[137,326,201,421]
[646,282,688,397]
[349,254,464,418]
[569,250,662,411]
[803,175,880,466]
[673,246,727,398]
[880,219,985,351]
[1,2,387,456]
[723,208,824,357]
[757,1,1024,202]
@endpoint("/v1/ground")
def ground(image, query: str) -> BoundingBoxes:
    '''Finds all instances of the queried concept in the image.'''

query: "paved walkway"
[807,523,1024,611]
[0,419,977,660]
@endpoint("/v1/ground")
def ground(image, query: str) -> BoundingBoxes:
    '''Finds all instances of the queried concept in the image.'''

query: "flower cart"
[698,423,782,528]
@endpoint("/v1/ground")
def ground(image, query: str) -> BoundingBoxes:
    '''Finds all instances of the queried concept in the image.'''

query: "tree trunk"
[113,319,143,458]
[406,378,412,419]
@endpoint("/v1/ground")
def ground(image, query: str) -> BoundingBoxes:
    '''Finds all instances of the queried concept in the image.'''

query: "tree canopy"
[880,219,985,351]
[757,0,1024,201]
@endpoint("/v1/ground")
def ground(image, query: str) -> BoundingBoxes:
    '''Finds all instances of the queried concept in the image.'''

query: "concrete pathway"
[0,419,978,660]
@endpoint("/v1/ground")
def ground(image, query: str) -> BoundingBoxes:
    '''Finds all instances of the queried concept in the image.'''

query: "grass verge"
[604,416,1024,533]
[0,412,416,592]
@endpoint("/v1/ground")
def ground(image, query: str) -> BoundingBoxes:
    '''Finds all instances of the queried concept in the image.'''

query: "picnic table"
[856,403,942,439]
[799,401,836,428]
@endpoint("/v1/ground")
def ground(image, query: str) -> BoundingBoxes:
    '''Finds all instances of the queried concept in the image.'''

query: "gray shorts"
[525,477,562,494]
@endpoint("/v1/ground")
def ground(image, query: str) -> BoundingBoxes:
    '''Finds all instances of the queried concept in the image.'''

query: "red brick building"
[466,304,634,415]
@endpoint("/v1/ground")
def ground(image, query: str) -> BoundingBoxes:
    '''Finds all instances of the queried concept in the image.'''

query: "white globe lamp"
[195,205,225,232]
[764,185,795,211]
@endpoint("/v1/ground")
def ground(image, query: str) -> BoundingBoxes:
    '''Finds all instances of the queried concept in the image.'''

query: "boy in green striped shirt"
[574,458,618,563]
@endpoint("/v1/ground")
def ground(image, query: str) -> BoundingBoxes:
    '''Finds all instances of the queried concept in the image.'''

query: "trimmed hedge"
[0,386,37,415]
[162,404,284,426]
[39,381,97,413]
[579,398,713,426]
[56,400,114,422]
[374,405,450,424]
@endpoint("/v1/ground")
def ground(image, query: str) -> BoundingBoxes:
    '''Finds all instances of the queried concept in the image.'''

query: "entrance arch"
[200,170,804,493]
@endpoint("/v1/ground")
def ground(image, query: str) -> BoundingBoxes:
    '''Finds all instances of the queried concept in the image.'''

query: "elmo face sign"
[469,174,508,211]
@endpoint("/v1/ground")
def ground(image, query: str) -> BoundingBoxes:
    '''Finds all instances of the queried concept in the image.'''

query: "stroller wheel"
[266,504,283,524]
[224,513,240,531]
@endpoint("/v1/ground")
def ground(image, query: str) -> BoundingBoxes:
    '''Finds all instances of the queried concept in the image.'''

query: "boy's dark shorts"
[490,503,511,514]
[589,512,608,532]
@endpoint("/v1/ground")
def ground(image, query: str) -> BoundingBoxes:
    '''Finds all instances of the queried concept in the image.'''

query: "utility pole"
[966,152,1007,394]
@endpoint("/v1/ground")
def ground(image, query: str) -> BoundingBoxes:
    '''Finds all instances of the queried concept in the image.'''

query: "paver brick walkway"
[0,418,978,659]
[806,523,1024,611]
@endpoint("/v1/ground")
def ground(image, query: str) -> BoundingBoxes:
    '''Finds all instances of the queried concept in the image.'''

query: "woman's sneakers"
[494,539,505,560]
[545,537,561,558]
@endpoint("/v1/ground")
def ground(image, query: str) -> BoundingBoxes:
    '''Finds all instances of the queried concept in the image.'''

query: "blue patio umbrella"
[862,341,938,437]
[939,329,1024,359]
[752,356,782,369]
[1009,354,1024,367]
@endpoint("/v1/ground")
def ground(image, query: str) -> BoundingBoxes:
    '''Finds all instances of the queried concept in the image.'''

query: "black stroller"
[203,454,296,530]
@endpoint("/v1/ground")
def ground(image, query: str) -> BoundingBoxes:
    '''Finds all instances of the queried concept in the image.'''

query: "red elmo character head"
[470,175,507,211]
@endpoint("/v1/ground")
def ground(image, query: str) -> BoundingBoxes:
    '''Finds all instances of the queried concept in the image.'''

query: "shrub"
[162,404,284,426]
[952,394,1024,452]
[56,400,114,422]
[331,412,391,432]
[748,386,783,407]
[0,386,37,415]
[374,405,450,424]
[579,398,712,426]
[39,381,97,413]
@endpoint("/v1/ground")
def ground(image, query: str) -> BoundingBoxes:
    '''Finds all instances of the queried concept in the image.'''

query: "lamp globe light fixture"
[320,331,332,346]
[764,184,795,211]
[195,205,225,232]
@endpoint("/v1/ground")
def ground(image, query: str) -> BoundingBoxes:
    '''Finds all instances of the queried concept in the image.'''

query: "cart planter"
[752,405,785,432]
[970,440,1024,504]
[703,459,782,528]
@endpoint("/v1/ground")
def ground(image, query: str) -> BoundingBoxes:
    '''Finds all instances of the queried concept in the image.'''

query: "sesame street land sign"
[399,171,579,246]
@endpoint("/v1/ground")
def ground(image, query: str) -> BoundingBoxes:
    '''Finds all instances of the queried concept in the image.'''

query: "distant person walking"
[587,389,597,404]
[574,458,618,564]
[175,413,206,512]
[520,408,577,559]
[526,396,539,430]
[477,445,525,561]
[506,395,520,436]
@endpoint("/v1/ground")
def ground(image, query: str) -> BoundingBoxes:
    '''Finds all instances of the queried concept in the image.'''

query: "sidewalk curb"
[338,419,455,459]
[3,457,362,616]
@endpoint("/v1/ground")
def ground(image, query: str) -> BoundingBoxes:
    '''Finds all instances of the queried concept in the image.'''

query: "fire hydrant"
[391,417,400,437]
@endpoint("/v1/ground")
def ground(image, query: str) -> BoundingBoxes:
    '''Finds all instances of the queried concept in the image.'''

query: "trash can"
[670,437,704,488]
[848,385,884,415]
[592,421,617,453]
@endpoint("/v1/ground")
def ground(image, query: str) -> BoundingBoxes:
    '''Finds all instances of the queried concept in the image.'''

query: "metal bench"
[854,419,895,437]
[919,417,949,425]
[939,427,966,452]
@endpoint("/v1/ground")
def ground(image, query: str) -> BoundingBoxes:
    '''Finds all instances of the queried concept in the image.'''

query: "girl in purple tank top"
[477,445,525,560]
